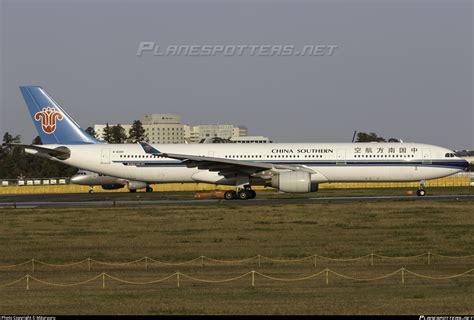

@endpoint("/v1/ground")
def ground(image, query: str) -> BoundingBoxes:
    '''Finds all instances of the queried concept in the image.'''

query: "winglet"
[139,142,161,154]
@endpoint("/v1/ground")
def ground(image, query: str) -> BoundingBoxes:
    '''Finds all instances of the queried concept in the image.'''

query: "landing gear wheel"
[224,190,236,200]
[417,189,426,197]
[146,186,153,193]
[238,190,250,200]
[88,188,94,194]
[248,190,256,199]
[130,189,137,193]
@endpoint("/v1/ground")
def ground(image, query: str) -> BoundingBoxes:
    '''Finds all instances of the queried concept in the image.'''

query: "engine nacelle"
[127,181,148,191]
[271,171,318,193]
[101,184,125,190]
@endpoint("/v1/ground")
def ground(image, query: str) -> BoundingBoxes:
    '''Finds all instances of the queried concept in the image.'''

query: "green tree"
[210,137,232,143]
[102,123,113,143]
[85,126,97,138]
[355,132,401,143]
[0,133,23,178]
[128,120,147,143]
[0,132,78,179]
[32,136,42,145]
[356,132,386,143]
[2,132,21,147]
[110,124,127,144]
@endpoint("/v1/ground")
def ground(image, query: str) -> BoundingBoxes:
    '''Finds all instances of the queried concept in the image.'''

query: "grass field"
[0,198,473,315]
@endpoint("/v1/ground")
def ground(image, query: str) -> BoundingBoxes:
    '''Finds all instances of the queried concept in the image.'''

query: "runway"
[1,193,474,208]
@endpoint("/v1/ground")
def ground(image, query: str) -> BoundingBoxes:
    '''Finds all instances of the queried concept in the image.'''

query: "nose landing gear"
[417,188,426,196]
[417,181,426,196]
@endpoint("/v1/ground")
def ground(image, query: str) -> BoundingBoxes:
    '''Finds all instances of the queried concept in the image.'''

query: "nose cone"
[462,159,471,170]
[70,175,87,185]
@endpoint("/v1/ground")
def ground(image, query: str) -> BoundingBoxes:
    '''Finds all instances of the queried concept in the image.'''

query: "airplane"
[16,86,469,200]
[70,170,153,193]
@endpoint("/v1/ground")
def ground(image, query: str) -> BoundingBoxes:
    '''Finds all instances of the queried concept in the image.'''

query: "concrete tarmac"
[0,192,473,208]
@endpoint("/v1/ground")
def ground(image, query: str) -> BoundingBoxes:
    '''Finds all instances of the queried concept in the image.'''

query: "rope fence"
[0,252,472,272]
[0,268,472,290]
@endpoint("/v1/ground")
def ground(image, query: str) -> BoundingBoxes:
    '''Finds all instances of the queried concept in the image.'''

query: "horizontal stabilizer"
[9,143,70,160]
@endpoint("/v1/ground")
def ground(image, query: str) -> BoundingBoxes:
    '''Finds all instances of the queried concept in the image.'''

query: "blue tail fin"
[139,142,161,154]
[20,86,102,145]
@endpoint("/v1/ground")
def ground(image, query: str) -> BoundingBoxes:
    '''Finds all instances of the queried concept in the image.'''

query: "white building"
[183,124,249,143]
[142,113,181,125]
[94,114,268,144]
[95,113,185,144]
[229,136,272,143]
[141,113,184,144]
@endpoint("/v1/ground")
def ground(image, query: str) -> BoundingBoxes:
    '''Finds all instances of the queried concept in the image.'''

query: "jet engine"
[127,181,148,191]
[271,171,318,193]
[101,184,125,190]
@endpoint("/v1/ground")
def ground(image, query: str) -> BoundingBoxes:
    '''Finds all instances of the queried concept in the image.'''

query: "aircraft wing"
[139,142,315,178]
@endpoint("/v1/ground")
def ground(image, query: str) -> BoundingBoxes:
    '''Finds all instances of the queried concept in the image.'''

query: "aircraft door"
[422,148,432,164]
[101,148,111,164]
[336,149,346,165]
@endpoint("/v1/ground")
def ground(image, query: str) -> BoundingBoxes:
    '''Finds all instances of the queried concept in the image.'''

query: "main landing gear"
[224,186,256,200]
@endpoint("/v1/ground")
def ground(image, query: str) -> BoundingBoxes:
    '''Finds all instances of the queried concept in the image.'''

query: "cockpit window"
[445,153,455,158]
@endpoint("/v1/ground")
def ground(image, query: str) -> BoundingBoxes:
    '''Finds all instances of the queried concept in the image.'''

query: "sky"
[0,0,472,150]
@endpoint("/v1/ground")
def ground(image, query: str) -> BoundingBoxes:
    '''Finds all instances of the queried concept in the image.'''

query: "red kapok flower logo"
[34,107,63,134]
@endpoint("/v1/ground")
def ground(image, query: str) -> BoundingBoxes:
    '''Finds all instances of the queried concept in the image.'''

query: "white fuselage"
[36,142,467,186]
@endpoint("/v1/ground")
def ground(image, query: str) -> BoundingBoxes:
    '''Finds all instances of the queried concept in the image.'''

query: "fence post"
[371,253,374,266]
[314,255,317,268]
[102,273,105,289]
[26,275,29,290]
[251,271,255,287]
[401,268,405,284]
[201,256,204,268]
[427,252,431,265]
[177,272,180,288]
[32,259,35,273]
[88,258,91,272]
[326,269,329,285]
[258,255,261,268]
[145,257,148,270]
